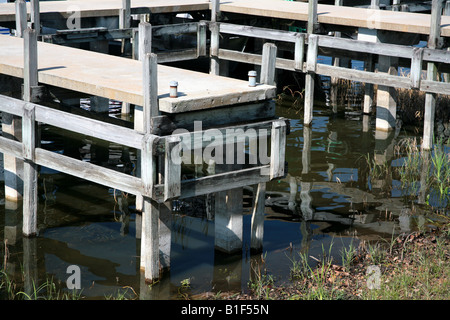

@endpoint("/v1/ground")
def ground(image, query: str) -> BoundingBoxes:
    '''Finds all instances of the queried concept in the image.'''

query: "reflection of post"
[250,182,266,253]
[23,237,38,297]
[301,126,313,220]
[418,150,431,204]
[213,252,243,293]
[215,188,243,253]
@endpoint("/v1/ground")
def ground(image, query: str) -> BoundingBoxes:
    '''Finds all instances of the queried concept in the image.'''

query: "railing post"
[210,0,220,75]
[423,0,444,150]
[30,0,40,36]
[307,0,319,34]
[15,0,27,38]
[260,43,277,86]
[119,0,131,55]
[22,28,39,237]
[304,34,318,125]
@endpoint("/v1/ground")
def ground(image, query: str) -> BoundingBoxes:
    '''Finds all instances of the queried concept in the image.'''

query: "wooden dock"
[220,0,450,37]
[1,0,450,286]
[0,0,210,22]
[0,34,275,112]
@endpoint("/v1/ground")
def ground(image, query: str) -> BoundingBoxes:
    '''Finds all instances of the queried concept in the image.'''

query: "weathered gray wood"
[23,28,38,103]
[306,35,318,72]
[141,196,160,283]
[15,0,27,38]
[157,49,198,64]
[210,22,220,75]
[211,0,220,23]
[154,165,271,201]
[22,104,35,161]
[119,0,131,55]
[423,0,444,149]
[197,20,207,57]
[138,22,152,61]
[152,22,198,37]
[294,34,305,71]
[363,54,374,114]
[30,0,40,36]
[260,43,277,85]
[250,182,266,252]
[270,120,286,179]
[304,35,318,126]
[214,188,243,253]
[164,136,181,201]
[22,105,38,237]
[316,64,411,89]
[141,134,157,197]
[142,53,159,134]
[307,0,318,34]
[428,0,444,50]
[219,23,298,43]
[34,147,144,196]
[410,47,424,89]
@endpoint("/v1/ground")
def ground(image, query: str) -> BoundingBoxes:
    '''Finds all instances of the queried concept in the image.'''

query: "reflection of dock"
[0,0,288,285]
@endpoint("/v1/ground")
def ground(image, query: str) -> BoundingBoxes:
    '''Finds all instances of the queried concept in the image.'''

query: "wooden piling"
[15,0,27,38]
[210,0,220,75]
[22,28,39,237]
[119,0,131,55]
[423,0,443,150]
[260,43,277,86]
[30,0,40,36]
[304,34,318,126]
[307,0,318,34]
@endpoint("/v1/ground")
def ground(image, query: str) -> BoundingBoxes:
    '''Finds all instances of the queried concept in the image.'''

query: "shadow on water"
[0,92,447,299]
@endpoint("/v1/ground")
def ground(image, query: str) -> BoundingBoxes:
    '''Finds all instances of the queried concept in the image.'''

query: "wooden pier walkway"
[1,0,450,37]
[0,34,275,112]
[220,0,450,37]
[0,0,210,22]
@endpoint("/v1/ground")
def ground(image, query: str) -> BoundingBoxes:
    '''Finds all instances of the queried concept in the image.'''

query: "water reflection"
[0,100,443,299]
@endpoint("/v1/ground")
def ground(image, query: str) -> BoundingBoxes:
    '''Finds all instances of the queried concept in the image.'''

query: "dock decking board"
[1,0,449,37]
[0,0,210,22]
[219,0,450,37]
[0,34,276,113]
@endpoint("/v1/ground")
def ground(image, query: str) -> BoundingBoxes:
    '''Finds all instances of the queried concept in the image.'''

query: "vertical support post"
[294,33,305,71]
[22,28,39,237]
[304,34,318,126]
[375,56,398,132]
[135,22,152,212]
[270,120,286,180]
[15,0,27,38]
[210,0,220,75]
[260,43,277,86]
[119,0,131,56]
[307,0,318,34]
[140,134,159,282]
[250,182,266,253]
[30,0,40,36]
[197,20,208,57]
[330,0,342,113]
[142,52,159,134]
[363,54,374,114]
[423,0,443,150]
[164,136,181,201]
[214,188,243,254]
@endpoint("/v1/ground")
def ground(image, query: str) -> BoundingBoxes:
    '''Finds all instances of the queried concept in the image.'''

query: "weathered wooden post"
[119,0,131,55]
[22,28,39,237]
[260,43,277,86]
[210,0,220,75]
[304,34,318,125]
[423,0,444,150]
[30,0,40,36]
[15,0,27,38]
[307,0,319,34]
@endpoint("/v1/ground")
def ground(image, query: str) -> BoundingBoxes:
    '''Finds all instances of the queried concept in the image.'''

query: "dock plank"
[0,0,210,22]
[0,34,275,113]
[220,0,450,37]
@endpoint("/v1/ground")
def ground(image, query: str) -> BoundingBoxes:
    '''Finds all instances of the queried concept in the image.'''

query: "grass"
[228,219,450,300]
